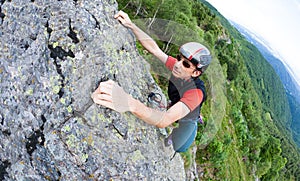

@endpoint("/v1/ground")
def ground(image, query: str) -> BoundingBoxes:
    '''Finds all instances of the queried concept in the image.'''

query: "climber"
[91,10,212,153]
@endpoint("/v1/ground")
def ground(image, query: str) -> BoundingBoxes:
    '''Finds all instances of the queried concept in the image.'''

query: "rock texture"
[0,0,185,180]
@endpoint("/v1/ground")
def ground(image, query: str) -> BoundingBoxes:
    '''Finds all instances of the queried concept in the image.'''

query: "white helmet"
[179,42,212,72]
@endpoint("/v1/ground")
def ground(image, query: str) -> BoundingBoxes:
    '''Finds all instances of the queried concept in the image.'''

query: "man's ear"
[191,70,202,77]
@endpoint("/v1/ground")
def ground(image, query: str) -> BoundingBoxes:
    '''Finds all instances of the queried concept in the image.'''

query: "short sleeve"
[180,89,203,111]
[165,56,177,71]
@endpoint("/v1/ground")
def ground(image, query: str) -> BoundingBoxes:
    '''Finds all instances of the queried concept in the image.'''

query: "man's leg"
[169,120,197,152]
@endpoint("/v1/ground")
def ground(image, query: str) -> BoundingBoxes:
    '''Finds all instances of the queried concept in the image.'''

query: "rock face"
[0,0,185,180]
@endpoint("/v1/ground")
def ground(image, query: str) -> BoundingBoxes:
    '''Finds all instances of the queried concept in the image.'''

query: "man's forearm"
[128,96,167,128]
[129,24,161,56]
[115,11,165,60]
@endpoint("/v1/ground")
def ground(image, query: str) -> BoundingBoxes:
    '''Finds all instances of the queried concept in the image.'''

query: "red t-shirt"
[165,56,203,111]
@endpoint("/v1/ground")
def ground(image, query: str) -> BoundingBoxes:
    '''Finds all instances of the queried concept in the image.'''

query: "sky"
[205,0,300,87]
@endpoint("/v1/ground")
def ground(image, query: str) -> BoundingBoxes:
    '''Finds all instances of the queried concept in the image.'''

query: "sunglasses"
[176,55,194,69]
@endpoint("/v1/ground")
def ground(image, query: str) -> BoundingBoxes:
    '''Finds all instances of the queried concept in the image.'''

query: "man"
[91,11,211,153]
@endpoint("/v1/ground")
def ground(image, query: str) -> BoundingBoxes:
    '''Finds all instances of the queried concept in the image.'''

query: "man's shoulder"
[165,56,176,71]
[193,78,206,98]
[193,78,205,88]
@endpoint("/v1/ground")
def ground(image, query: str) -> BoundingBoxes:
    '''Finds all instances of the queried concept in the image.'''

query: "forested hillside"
[229,21,300,148]
[117,0,300,180]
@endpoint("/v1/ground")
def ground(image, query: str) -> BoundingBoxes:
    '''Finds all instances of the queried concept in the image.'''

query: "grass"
[222,117,251,180]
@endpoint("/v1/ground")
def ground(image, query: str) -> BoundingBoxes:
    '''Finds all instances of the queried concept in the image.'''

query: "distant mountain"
[231,21,300,101]
[231,21,300,147]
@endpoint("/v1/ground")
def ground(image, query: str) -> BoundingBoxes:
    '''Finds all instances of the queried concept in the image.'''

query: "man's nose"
[175,60,182,68]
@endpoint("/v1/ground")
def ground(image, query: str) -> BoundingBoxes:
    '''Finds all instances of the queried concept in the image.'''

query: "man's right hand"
[91,80,133,113]
[114,10,133,29]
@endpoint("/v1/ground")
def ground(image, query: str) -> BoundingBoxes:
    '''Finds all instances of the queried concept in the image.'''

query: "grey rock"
[0,0,185,180]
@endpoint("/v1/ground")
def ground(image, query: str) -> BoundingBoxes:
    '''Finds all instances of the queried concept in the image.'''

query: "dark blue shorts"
[171,118,198,152]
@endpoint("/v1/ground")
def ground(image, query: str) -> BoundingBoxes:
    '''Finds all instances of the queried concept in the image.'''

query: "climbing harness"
[147,92,166,109]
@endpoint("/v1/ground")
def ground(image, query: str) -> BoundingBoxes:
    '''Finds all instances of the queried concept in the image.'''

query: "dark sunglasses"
[176,55,193,69]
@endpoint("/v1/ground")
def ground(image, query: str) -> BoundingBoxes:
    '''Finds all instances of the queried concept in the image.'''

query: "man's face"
[172,55,200,79]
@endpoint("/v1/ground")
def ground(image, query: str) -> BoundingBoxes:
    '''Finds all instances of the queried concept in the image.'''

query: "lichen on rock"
[0,0,185,180]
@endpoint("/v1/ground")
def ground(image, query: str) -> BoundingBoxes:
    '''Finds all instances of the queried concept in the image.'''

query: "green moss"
[67,105,73,113]
[53,42,59,48]
[60,98,66,104]
[63,125,71,132]
[52,85,61,94]
[97,113,110,122]
[81,153,89,163]
[66,134,76,148]
[18,66,22,73]
[131,150,145,163]
[68,43,76,52]
[124,113,136,133]
[25,88,34,95]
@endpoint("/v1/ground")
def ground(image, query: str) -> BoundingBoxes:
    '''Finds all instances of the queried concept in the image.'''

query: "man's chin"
[171,71,180,78]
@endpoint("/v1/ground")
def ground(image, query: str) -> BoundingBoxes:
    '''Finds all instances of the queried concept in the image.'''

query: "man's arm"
[91,80,190,128]
[114,11,168,64]
[129,97,190,128]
